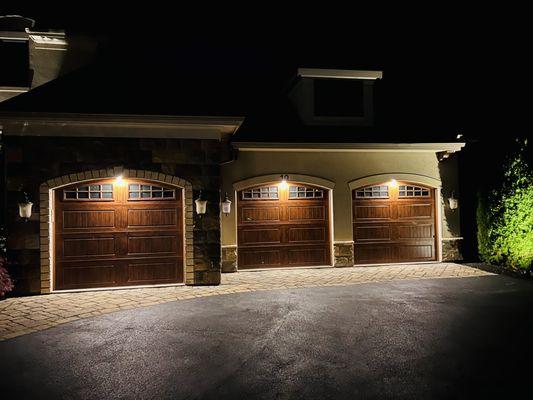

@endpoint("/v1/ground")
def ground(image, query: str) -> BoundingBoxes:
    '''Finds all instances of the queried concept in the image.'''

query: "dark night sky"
[3,6,532,140]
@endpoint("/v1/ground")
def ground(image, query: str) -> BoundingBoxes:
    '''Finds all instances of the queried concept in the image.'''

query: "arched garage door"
[237,183,330,269]
[54,179,184,290]
[352,181,437,264]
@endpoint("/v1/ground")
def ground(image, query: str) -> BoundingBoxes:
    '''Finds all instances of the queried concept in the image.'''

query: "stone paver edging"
[0,263,493,341]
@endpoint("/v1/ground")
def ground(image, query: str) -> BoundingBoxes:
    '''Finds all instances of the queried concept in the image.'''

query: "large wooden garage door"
[237,183,330,269]
[353,182,437,264]
[54,179,183,290]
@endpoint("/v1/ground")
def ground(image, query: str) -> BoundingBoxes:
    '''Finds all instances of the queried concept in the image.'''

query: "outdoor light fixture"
[114,175,125,186]
[18,191,32,222]
[195,190,207,215]
[448,192,459,211]
[279,174,289,189]
[221,192,232,215]
[389,179,398,188]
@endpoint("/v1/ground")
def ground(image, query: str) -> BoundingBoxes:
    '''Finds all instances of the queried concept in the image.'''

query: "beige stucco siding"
[221,150,461,247]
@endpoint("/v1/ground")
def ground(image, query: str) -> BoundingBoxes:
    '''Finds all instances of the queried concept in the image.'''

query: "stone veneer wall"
[5,137,223,295]
[442,239,463,261]
[334,242,354,267]
[221,246,238,273]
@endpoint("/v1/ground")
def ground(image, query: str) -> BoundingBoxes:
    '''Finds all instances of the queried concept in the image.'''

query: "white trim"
[234,142,465,153]
[52,282,186,294]
[298,68,383,80]
[442,237,463,241]
[353,261,443,268]
[233,174,335,191]
[334,240,355,244]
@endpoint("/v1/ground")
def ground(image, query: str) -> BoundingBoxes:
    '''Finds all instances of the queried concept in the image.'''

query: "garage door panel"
[397,224,433,240]
[62,210,116,229]
[239,227,282,245]
[288,226,326,243]
[355,244,394,263]
[127,258,182,284]
[397,203,433,219]
[397,244,434,260]
[62,236,116,258]
[240,249,282,268]
[354,225,392,242]
[354,204,392,221]
[127,234,179,256]
[288,205,326,221]
[127,208,178,227]
[287,247,327,265]
[59,262,117,288]
[241,206,281,223]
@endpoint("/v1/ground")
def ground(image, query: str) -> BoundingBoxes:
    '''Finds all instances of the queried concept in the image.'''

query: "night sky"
[3,7,532,141]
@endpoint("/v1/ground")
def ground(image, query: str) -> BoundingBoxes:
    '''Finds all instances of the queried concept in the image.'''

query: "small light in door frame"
[279,174,289,190]
[115,175,126,187]
[389,179,398,188]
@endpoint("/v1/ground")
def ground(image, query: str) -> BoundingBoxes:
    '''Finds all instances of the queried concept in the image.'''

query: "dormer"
[289,68,382,127]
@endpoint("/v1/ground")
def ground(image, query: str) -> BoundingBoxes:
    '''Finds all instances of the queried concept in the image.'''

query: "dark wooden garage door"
[353,182,437,264]
[237,183,330,269]
[54,179,183,290]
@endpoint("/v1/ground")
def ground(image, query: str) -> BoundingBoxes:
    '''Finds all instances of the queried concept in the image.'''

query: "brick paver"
[0,263,493,341]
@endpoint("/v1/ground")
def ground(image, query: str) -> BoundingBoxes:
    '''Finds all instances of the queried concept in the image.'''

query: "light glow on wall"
[389,179,398,188]
[115,175,126,186]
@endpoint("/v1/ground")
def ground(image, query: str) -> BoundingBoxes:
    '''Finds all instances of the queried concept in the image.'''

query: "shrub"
[477,139,533,270]
[0,256,14,297]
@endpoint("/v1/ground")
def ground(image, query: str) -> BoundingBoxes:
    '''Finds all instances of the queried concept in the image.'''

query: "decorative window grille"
[355,185,389,199]
[128,184,175,199]
[398,185,430,197]
[64,184,113,200]
[289,186,324,199]
[242,186,279,200]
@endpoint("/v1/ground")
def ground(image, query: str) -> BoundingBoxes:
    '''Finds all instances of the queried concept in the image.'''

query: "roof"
[0,45,462,144]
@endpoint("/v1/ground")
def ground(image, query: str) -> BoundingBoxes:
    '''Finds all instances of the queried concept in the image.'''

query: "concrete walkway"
[0,263,492,340]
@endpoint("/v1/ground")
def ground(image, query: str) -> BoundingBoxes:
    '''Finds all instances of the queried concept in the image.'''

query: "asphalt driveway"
[1,274,533,399]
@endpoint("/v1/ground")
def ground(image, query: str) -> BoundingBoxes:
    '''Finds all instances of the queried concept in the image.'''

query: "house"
[0,43,465,295]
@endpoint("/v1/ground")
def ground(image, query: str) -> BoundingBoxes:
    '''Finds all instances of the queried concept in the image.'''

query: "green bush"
[477,139,533,270]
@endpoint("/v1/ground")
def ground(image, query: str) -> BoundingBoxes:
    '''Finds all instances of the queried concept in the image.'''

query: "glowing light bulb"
[390,179,398,188]
[115,175,125,186]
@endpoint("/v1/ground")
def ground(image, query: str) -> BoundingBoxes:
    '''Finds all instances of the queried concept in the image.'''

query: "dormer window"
[289,68,382,127]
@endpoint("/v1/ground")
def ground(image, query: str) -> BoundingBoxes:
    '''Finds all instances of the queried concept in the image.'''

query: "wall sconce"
[448,192,459,211]
[280,174,289,189]
[195,190,207,215]
[221,192,232,215]
[18,191,32,222]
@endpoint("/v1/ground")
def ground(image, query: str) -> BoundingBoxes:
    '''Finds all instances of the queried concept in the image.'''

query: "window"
[398,185,430,197]
[314,78,365,117]
[128,184,175,200]
[64,184,113,200]
[289,186,324,199]
[355,185,389,199]
[242,186,278,200]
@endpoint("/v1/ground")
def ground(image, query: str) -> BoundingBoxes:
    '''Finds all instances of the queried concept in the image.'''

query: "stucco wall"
[221,150,461,247]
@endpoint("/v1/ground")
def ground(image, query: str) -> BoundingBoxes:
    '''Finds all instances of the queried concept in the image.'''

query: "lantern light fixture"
[115,175,125,186]
[448,192,459,210]
[195,190,207,215]
[221,192,232,215]
[18,191,32,222]
[389,178,398,188]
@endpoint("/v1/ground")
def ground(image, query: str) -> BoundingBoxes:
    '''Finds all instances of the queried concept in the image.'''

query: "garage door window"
[289,186,324,199]
[355,185,389,199]
[398,185,430,197]
[128,184,175,200]
[242,186,278,200]
[64,184,113,200]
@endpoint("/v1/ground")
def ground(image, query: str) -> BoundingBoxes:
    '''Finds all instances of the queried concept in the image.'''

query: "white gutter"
[233,142,465,153]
